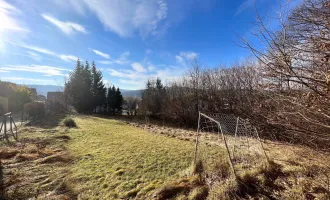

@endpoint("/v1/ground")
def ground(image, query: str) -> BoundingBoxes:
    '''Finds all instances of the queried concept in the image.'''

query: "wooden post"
[193,112,201,164]
[11,116,18,140]
[0,122,3,141]
[9,113,12,134]
[4,115,9,143]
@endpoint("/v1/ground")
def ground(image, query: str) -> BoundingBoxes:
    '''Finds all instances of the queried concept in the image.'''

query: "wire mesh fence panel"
[194,112,268,177]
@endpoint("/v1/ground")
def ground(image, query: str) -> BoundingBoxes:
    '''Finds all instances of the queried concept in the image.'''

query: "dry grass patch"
[0,115,75,200]
[64,116,223,199]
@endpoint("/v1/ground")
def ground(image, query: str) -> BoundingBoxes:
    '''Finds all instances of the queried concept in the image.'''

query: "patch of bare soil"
[0,126,76,200]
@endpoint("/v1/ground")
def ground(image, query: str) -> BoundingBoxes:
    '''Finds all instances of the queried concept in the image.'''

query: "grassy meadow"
[0,115,223,199]
[67,116,220,199]
[0,114,329,200]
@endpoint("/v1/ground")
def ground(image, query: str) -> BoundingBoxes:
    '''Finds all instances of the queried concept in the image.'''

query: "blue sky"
[0,0,300,89]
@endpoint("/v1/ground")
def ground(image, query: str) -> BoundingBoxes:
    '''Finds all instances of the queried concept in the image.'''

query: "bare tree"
[125,96,139,115]
[240,0,330,149]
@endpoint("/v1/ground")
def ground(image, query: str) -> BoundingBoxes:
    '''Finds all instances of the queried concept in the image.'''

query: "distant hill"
[27,85,142,98]
[120,89,142,98]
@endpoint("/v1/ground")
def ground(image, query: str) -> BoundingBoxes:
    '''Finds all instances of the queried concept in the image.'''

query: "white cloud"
[26,51,42,61]
[89,48,110,59]
[8,41,79,62]
[58,55,78,62]
[131,62,145,72]
[0,0,29,34]
[41,14,87,35]
[1,77,57,85]
[78,0,168,38]
[235,0,255,16]
[97,51,130,65]
[176,51,199,64]
[175,55,184,64]
[108,61,186,89]
[114,51,130,64]
[98,60,112,64]
[147,63,156,71]
[1,65,70,76]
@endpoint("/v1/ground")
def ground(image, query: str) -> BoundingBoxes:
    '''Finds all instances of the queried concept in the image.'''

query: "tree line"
[141,0,330,150]
[65,59,123,114]
[0,81,31,114]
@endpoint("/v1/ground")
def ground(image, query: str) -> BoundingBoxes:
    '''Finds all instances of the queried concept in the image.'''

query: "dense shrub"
[24,102,46,119]
[63,117,77,128]
[0,81,31,112]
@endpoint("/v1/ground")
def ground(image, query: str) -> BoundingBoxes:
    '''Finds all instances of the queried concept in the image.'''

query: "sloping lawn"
[66,116,218,199]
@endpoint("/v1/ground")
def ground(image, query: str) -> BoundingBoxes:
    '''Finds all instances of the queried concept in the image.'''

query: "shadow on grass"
[93,114,193,130]
[25,113,67,129]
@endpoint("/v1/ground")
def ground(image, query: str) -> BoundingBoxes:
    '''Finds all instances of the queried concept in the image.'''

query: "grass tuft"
[63,117,77,128]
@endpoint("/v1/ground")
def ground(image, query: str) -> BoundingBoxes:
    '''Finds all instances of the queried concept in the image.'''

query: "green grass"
[65,116,221,199]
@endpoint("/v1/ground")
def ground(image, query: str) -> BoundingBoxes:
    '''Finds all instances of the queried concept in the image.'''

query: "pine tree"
[65,59,84,112]
[65,59,93,113]
[82,61,93,112]
[91,61,106,112]
[115,87,123,114]
[106,86,116,114]
[156,77,163,90]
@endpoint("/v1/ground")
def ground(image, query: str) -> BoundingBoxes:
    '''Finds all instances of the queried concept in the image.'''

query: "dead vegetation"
[117,117,330,199]
[0,115,76,200]
[0,114,329,199]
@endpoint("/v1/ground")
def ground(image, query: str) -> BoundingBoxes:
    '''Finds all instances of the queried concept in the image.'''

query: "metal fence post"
[254,127,269,163]
[218,121,237,178]
[193,112,201,164]
[232,117,239,158]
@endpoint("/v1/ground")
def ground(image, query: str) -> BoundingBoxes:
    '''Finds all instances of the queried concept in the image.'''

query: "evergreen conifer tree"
[115,87,123,114]
[91,61,106,112]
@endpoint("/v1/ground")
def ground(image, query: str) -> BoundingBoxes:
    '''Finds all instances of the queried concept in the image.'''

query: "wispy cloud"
[108,60,186,89]
[58,55,78,62]
[176,51,199,64]
[98,60,112,65]
[26,51,42,61]
[1,77,57,85]
[1,65,70,76]
[235,0,256,16]
[97,51,130,65]
[75,0,168,38]
[114,52,130,64]
[8,41,79,62]
[131,62,146,73]
[0,0,29,33]
[41,14,87,35]
[89,48,110,59]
